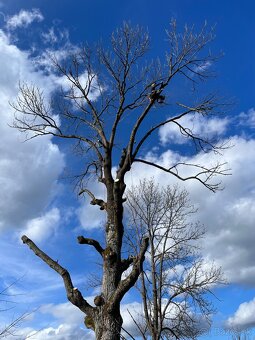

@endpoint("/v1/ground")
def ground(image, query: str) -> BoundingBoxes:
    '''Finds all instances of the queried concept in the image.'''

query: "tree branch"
[134,158,230,192]
[79,188,107,210]
[127,309,147,340]
[77,236,104,256]
[21,235,93,314]
[120,256,135,273]
[109,237,149,312]
[132,95,222,159]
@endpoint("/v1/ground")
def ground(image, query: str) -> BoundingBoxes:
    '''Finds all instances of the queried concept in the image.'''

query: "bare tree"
[12,21,229,339]
[0,280,32,338]
[126,179,224,339]
[0,313,30,339]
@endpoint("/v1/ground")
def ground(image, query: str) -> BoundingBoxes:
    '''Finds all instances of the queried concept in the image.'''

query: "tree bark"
[94,306,123,340]
[95,157,125,338]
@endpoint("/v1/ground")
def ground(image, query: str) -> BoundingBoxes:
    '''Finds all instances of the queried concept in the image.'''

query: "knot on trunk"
[84,315,95,330]
[103,246,117,265]
[90,198,107,210]
[94,294,105,306]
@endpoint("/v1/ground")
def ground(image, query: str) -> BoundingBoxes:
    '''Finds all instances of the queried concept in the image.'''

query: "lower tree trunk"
[93,307,123,340]
[93,185,123,339]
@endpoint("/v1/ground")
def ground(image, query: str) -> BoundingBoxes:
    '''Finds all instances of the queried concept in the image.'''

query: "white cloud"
[78,202,105,230]
[239,108,255,128]
[125,134,255,286]
[42,27,59,44]
[24,302,92,340]
[40,302,85,326]
[193,60,212,74]
[42,27,69,45]
[34,43,80,74]
[39,107,252,326]
[190,137,255,285]
[25,324,91,340]
[0,30,65,233]
[6,9,43,30]
[121,301,145,337]
[226,297,255,331]
[0,27,102,236]
[77,186,106,230]
[20,208,61,242]
[120,299,210,338]
[159,114,228,145]
[55,72,102,103]
[21,300,198,340]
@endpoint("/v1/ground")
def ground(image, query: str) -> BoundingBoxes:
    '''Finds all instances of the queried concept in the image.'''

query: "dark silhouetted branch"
[77,236,104,256]
[21,235,93,314]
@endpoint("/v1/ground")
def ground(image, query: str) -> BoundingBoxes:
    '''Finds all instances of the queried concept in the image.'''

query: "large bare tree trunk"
[95,178,125,339]
[94,307,123,340]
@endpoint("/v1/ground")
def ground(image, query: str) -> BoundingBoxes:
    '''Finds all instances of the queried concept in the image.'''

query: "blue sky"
[0,1,255,339]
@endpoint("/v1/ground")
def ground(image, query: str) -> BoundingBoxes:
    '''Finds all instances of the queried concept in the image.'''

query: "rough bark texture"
[94,307,123,340]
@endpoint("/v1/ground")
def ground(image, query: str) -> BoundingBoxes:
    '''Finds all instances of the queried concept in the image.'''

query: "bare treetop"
[12,21,229,192]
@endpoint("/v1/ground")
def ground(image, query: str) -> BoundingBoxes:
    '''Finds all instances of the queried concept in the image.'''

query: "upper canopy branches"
[12,21,229,192]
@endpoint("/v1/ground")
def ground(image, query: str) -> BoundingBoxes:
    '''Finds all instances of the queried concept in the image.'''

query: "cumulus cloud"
[190,137,255,285]
[22,302,93,340]
[159,114,228,145]
[120,299,210,338]
[125,133,255,286]
[40,302,85,324]
[55,71,102,104]
[19,208,61,242]
[121,301,145,337]
[0,29,65,233]
[6,8,43,30]
[225,297,255,331]
[72,106,255,314]
[25,324,91,340]
[1,300,143,340]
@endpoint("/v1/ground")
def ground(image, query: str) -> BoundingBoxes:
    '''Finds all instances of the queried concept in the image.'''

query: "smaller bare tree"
[0,280,32,338]
[126,179,224,339]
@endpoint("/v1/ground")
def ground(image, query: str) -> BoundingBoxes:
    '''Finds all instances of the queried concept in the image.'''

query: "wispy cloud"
[238,108,255,129]
[41,27,69,45]
[6,9,43,30]
[193,60,212,74]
